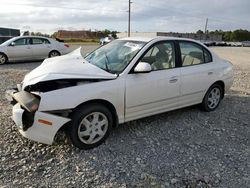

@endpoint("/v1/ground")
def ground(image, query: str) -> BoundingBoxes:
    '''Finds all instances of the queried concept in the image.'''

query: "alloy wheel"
[0,54,6,64]
[77,112,109,144]
[207,87,221,109]
[50,51,60,57]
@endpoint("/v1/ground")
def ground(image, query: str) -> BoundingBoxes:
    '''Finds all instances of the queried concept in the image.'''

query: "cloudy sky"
[0,0,249,34]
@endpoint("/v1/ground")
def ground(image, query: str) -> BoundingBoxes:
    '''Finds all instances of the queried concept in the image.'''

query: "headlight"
[13,91,40,112]
[17,83,22,91]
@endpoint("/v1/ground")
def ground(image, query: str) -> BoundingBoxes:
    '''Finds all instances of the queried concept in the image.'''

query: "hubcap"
[208,87,221,109]
[0,54,6,64]
[78,112,108,144]
[50,52,59,57]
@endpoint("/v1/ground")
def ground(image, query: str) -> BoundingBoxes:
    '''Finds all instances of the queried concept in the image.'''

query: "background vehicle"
[99,35,114,45]
[6,37,233,149]
[0,36,71,65]
[241,41,250,47]
[0,36,13,44]
[201,40,216,47]
[0,27,20,44]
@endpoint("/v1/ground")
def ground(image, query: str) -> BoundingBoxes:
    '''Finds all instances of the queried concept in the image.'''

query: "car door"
[178,41,216,105]
[30,37,51,59]
[125,41,181,121]
[6,38,33,61]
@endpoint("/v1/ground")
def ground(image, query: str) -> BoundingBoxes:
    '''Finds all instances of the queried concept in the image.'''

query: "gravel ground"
[0,47,249,188]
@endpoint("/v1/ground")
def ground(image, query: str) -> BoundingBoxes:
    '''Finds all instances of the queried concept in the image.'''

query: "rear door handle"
[208,71,213,75]
[169,76,178,83]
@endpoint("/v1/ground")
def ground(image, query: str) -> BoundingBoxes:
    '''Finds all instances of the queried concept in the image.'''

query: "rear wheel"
[0,53,7,65]
[49,50,60,58]
[200,84,223,111]
[68,103,113,149]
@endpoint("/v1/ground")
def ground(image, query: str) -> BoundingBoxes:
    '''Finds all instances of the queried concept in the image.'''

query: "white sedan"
[6,37,233,149]
[0,36,71,64]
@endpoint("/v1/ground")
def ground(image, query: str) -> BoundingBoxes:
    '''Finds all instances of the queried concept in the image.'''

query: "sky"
[0,0,249,34]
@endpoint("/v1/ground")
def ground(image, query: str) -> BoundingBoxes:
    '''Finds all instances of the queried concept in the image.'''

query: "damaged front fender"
[14,104,71,145]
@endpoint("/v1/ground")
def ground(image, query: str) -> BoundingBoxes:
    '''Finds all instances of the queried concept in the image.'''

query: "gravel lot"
[0,46,249,188]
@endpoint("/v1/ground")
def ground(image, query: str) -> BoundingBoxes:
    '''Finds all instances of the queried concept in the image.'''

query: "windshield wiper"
[104,51,110,73]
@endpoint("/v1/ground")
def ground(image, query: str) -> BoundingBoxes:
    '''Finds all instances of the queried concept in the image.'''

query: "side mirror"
[10,42,16,46]
[134,62,152,73]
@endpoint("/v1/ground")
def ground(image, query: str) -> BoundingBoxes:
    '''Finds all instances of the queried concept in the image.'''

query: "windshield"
[85,40,146,74]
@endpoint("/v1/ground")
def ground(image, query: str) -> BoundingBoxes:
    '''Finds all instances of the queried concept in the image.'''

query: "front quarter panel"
[0,46,8,55]
[38,78,125,123]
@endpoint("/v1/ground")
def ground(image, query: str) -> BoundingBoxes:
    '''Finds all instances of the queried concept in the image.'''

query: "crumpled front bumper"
[6,88,71,145]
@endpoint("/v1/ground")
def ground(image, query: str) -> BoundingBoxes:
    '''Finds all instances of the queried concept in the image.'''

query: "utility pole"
[128,0,131,37]
[204,18,208,41]
[204,18,208,34]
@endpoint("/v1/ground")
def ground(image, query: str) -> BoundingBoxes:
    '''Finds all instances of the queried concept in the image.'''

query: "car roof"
[118,36,202,43]
[12,36,52,40]
[118,37,155,42]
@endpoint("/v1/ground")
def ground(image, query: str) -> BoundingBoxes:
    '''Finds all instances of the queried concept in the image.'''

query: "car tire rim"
[50,52,59,57]
[78,112,108,145]
[207,87,221,109]
[0,54,6,64]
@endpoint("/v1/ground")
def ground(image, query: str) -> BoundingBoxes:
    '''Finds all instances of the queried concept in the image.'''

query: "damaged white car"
[6,37,233,149]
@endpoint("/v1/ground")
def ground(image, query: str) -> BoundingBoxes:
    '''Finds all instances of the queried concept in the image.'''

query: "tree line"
[196,29,250,41]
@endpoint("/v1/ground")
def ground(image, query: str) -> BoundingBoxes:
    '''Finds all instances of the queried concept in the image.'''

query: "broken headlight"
[13,91,40,112]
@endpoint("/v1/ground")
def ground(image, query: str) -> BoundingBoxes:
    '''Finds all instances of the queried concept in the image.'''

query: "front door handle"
[169,76,178,83]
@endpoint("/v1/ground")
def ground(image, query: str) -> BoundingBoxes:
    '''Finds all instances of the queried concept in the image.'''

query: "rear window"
[179,41,212,66]
[32,38,50,44]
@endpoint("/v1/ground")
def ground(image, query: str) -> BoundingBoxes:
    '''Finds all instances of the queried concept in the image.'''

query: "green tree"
[223,31,232,41]
[196,30,204,34]
[231,29,250,41]
[51,32,58,38]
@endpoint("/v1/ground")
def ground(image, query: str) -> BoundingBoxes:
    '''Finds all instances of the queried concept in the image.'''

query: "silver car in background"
[0,36,71,65]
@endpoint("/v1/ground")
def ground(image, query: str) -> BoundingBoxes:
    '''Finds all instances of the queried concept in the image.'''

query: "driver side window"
[13,38,27,46]
[141,42,175,71]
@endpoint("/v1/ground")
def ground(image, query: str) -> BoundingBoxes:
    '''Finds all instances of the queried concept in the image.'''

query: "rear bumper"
[12,103,70,145]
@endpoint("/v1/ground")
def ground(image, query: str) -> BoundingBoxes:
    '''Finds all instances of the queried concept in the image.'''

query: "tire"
[68,103,113,149]
[200,84,223,112]
[49,50,60,58]
[0,53,7,65]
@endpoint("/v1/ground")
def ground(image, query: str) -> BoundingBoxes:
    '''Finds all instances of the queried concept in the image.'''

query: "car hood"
[23,47,117,88]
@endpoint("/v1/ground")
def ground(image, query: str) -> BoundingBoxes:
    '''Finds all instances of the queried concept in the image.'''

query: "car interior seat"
[182,51,203,66]
[151,51,170,70]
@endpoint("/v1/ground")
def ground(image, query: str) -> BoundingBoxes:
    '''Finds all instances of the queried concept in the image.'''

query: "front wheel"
[0,53,7,65]
[200,84,223,112]
[68,104,113,149]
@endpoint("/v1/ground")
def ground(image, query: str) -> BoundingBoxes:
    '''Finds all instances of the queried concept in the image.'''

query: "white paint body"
[0,36,71,62]
[10,37,233,145]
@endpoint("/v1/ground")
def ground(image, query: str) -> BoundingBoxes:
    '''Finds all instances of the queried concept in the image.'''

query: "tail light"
[64,44,69,48]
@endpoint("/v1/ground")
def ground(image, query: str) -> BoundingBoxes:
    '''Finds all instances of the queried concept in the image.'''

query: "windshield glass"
[85,40,146,74]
